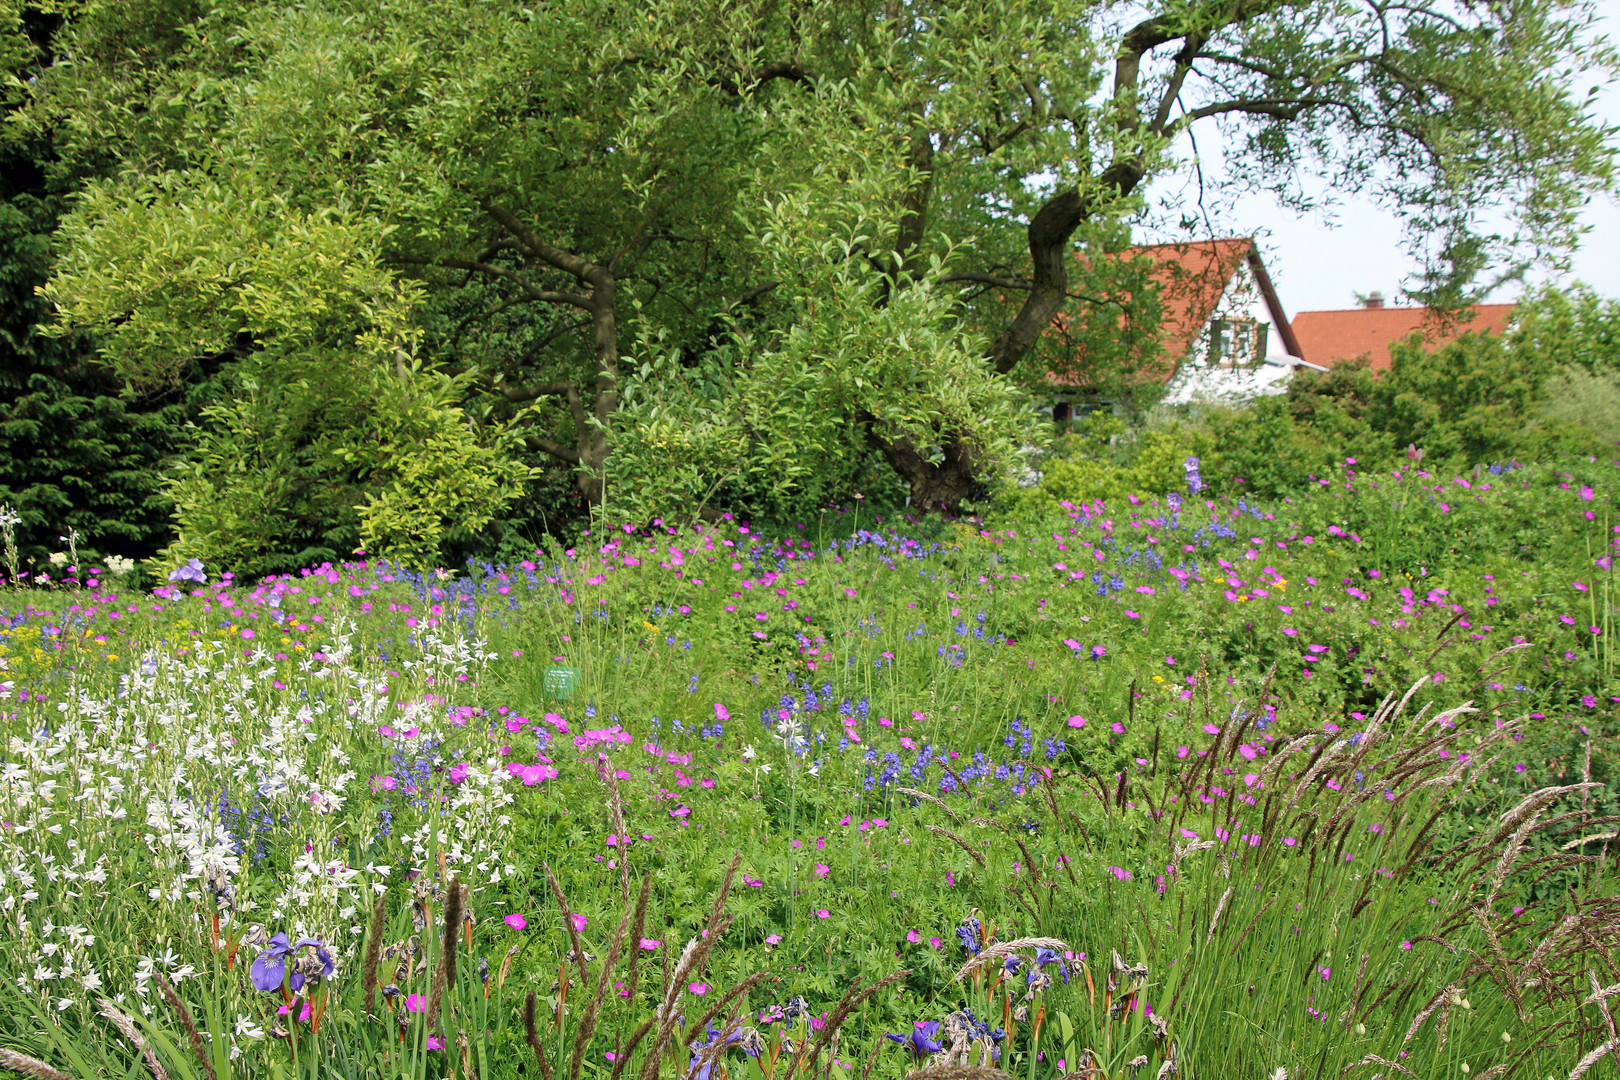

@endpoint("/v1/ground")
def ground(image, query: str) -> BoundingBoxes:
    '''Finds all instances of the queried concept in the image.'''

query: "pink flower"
[906,931,921,943]
[505,914,527,930]
[1202,723,1220,735]
[428,1036,445,1050]
[640,938,661,951]
[1109,866,1132,881]
[815,909,830,919]
[406,993,426,1012]
[930,937,943,949]
[1067,715,1086,728]
[765,934,782,945]
[1110,722,1125,734]
[570,913,588,932]
[714,704,730,721]
[815,863,830,878]
[689,983,710,995]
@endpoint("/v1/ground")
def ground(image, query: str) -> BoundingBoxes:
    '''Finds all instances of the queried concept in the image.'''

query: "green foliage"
[163,360,532,577]
[1003,414,1212,514]
[9,0,1611,551]
[1546,367,1620,446]
[0,129,193,573]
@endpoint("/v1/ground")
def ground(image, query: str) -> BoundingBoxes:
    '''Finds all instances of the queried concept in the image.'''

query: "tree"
[18,0,1616,558]
[0,3,201,572]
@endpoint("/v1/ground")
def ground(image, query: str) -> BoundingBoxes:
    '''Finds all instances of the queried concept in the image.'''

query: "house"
[1290,294,1516,371]
[1050,237,1322,416]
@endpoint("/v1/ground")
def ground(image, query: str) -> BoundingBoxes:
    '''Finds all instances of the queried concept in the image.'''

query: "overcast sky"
[1134,0,1620,314]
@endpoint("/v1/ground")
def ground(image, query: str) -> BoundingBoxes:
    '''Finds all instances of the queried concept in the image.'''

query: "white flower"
[48,552,68,567]
[741,745,757,762]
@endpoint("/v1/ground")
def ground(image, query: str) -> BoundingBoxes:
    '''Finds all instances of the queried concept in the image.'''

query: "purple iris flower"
[886,1021,943,1060]
[1003,956,1023,975]
[250,933,294,992]
[249,934,333,993]
[955,918,983,956]
[687,1025,759,1080]
[1032,947,1069,985]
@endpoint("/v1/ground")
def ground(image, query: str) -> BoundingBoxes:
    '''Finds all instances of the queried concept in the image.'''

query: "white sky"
[1135,0,1620,314]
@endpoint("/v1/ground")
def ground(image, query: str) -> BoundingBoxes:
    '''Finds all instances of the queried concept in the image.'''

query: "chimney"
[1362,290,1384,309]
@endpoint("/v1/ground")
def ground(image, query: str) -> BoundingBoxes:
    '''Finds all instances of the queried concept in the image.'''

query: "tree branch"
[479,198,613,292]
[502,381,581,404]
[1179,96,1345,125]
[939,272,1033,290]
[724,281,781,311]
[525,435,581,465]
[392,254,592,309]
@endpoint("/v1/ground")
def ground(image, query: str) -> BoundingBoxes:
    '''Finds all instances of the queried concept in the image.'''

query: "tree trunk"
[870,425,982,512]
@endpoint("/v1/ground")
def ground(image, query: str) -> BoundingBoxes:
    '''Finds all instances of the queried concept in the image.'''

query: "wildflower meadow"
[1,455,1618,1080]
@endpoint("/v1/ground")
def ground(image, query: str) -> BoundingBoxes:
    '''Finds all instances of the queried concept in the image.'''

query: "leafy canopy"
[17,0,1618,562]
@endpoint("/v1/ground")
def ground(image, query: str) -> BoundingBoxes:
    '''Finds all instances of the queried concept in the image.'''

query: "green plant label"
[544,665,578,700]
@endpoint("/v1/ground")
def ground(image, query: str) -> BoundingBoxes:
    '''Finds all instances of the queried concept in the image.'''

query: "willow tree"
[19,0,1616,547]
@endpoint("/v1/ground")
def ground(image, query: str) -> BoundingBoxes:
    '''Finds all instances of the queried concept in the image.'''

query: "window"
[1208,318,1264,367]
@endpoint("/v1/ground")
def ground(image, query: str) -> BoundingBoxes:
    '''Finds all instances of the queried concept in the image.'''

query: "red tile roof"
[1124,238,1257,360]
[1051,237,1298,389]
[1290,304,1516,371]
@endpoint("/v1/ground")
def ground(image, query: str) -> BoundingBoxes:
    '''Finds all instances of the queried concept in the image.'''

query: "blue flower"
[249,933,294,992]
[1032,947,1069,985]
[249,934,333,994]
[886,1021,943,1060]
[687,1025,760,1080]
[168,558,206,585]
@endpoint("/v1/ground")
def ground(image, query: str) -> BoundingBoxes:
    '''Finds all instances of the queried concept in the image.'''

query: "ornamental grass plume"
[425,875,463,1030]
[362,891,387,1018]
[903,1068,1012,1080]
[153,972,215,1080]
[97,998,170,1080]
[0,1048,76,1080]
[899,673,1620,1076]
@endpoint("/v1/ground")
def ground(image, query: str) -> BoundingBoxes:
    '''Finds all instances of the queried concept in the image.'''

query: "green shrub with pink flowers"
[0,454,1616,1080]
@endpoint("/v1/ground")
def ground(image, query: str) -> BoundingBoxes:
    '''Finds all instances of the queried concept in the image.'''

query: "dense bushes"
[1008,286,1620,514]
